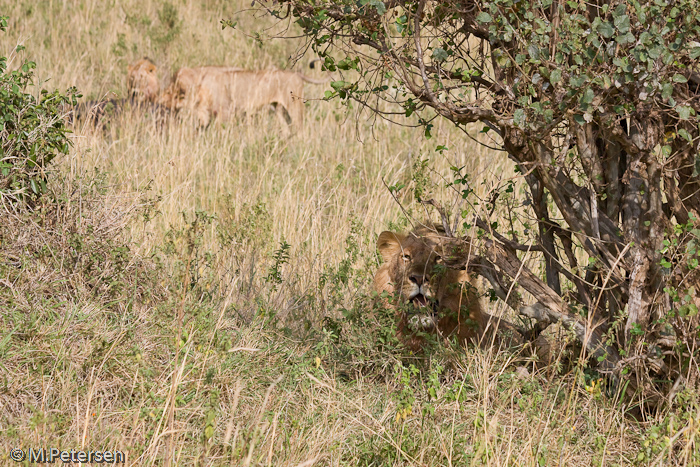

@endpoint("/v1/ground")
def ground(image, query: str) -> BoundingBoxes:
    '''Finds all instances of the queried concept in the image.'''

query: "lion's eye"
[402,254,411,261]
[435,255,442,263]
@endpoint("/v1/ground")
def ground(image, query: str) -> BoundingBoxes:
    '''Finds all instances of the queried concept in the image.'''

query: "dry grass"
[1,0,699,466]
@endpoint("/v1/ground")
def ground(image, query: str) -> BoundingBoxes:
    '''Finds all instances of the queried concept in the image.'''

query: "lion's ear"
[377,231,405,262]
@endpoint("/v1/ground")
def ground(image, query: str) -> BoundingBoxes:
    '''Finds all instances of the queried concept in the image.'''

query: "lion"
[157,66,241,113]
[159,68,327,129]
[372,225,557,360]
[166,66,243,91]
[127,60,241,108]
[373,224,486,351]
[127,57,160,103]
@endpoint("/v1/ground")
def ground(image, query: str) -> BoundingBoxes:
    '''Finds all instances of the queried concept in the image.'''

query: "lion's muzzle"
[407,285,438,331]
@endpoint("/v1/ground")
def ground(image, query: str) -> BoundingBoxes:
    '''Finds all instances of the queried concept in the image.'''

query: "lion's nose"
[409,275,424,286]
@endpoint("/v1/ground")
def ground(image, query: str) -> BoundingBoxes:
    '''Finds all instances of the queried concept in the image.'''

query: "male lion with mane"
[127,57,160,103]
[71,57,168,128]
[373,224,486,351]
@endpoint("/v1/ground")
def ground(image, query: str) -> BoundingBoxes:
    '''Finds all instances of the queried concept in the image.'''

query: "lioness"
[157,66,242,114]
[160,68,327,129]
[373,224,485,351]
[127,57,160,103]
[167,66,243,92]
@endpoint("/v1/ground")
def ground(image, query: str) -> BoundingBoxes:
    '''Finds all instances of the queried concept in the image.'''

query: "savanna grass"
[1,0,698,465]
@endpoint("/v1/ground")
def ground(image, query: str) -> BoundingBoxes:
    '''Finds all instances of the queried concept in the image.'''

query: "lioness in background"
[166,66,243,92]
[157,66,242,118]
[127,59,241,107]
[160,67,327,130]
[127,57,327,130]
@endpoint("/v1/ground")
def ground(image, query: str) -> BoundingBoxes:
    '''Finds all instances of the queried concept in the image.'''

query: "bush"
[0,15,79,211]
[0,169,164,315]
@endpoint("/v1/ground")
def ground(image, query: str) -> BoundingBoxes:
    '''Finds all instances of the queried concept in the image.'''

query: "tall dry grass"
[2,1,698,466]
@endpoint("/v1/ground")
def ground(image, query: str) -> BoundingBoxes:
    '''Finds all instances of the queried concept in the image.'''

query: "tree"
[267,0,700,406]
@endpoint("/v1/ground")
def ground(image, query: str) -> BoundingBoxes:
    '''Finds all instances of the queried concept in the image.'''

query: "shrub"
[0,15,79,211]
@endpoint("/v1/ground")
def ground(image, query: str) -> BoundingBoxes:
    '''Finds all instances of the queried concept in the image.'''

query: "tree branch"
[447,234,621,377]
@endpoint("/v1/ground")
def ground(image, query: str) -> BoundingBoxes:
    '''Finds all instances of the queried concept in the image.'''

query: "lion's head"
[127,57,159,103]
[158,66,246,112]
[158,67,196,112]
[373,224,484,350]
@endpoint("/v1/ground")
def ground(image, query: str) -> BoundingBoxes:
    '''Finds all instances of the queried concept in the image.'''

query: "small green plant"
[411,156,432,202]
[394,363,419,424]
[162,210,216,295]
[265,240,291,291]
[149,1,182,50]
[216,198,272,252]
[318,217,366,309]
[111,33,128,57]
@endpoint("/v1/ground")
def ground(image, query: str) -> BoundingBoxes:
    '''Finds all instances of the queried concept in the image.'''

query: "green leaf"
[368,0,386,15]
[330,80,351,91]
[612,56,631,71]
[395,14,407,33]
[550,69,562,85]
[639,31,651,45]
[672,73,688,83]
[614,14,630,34]
[615,32,635,45]
[337,57,358,71]
[476,12,492,23]
[527,44,540,60]
[630,323,644,336]
[676,105,695,120]
[432,47,448,63]
[661,82,674,100]
[388,183,405,193]
[648,45,663,59]
[678,129,692,142]
[569,74,588,88]
[691,47,700,60]
[597,21,614,38]
[580,87,594,105]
